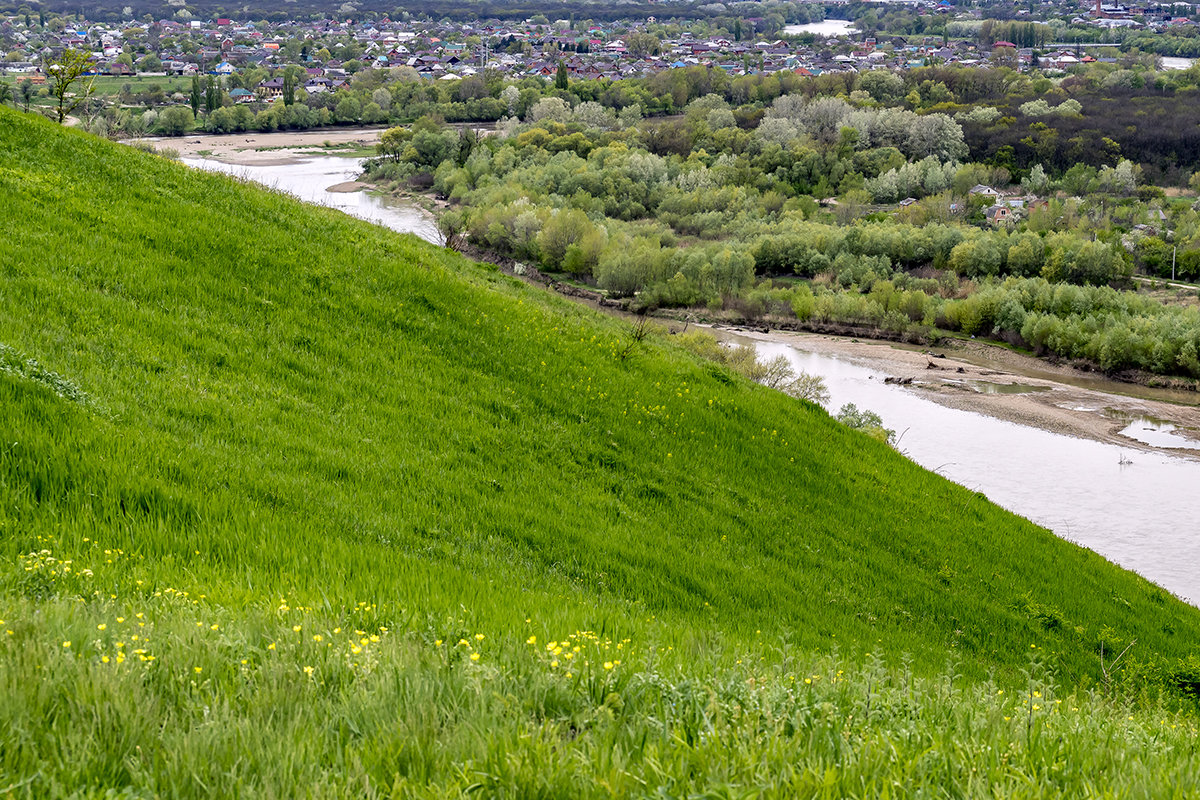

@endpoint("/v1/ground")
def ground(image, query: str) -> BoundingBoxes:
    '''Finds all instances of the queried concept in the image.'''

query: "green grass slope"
[2,108,1200,796]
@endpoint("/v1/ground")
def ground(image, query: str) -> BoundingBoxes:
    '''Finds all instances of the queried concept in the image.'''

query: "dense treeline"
[962,83,1200,184]
[92,58,1200,185]
[363,96,1200,378]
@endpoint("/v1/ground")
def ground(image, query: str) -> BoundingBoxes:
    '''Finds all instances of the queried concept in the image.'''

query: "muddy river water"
[184,155,443,246]
[728,330,1200,604]
[186,153,1200,605]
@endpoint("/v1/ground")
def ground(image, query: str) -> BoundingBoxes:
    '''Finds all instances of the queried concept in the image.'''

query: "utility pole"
[1172,245,1176,282]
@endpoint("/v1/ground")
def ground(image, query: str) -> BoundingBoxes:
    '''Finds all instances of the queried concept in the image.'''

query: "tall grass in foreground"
[4,539,1200,798]
[2,107,1200,795]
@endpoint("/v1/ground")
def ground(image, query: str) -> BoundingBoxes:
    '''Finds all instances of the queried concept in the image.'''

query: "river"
[784,19,857,37]
[735,332,1200,605]
[185,153,1200,605]
[183,155,443,245]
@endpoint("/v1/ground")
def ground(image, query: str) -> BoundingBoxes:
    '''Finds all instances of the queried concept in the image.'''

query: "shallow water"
[746,336,1200,605]
[1118,418,1200,451]
[967,381,1052,395]
[183,156,443,245]
[783,20,857,36]
[1161,56,1196,71]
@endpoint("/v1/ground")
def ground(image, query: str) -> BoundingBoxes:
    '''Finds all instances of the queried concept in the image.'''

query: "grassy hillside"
[2,108,1200,796]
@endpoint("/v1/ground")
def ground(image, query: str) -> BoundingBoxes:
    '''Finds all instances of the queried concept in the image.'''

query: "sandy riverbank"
[723,327,1200,457]
[143,128,386,165]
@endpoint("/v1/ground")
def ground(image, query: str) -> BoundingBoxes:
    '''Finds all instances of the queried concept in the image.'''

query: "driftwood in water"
[884,376,914,385]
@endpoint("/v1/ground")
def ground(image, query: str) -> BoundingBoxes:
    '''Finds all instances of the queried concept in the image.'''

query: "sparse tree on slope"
[47,47,96,124]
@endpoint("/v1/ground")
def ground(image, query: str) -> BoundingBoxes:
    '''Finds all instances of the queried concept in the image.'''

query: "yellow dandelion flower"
[603,661,613,670]
[550,660,558,668]
[268,643,276,650]
[527,635,537,645]
[116,617,125,623]
[211,624,219,631]
[435,639,443,647]
[474,634,485,641]
[292,625,302,633]
[194,667,203,674]
[304,666,314,676]
[62,641,71,648]
[97,624,106,631]
[470,652,480,662]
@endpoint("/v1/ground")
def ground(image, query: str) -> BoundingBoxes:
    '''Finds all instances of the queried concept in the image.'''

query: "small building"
[985,205,1013,224]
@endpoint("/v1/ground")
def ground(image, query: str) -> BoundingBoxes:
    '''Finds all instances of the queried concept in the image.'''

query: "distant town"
[2,0,1198,96]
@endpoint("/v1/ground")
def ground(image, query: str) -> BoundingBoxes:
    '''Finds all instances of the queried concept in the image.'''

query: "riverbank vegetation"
[6,107,1200,795]
[364,89,1200,381]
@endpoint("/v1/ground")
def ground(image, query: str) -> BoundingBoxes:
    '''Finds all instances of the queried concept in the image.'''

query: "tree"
[157,105,194,135]
[189,75,202,116]
[835,403,896,445]
[1021,164,1050,195]
[555,61,569,91]
[335,96,361,123]
[282,66,303,106]
[18,79,35,112]
[859,70,905,104]
[501,85,520,116]
[0,82,12,108]
[137,54,162,73]
[46,48,96,124]
[626,32,661,58]
[528,97,571,124]
[204,79,222,115]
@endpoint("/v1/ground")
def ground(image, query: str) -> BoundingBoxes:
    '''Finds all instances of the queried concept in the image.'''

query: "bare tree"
[46,48,96,124]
